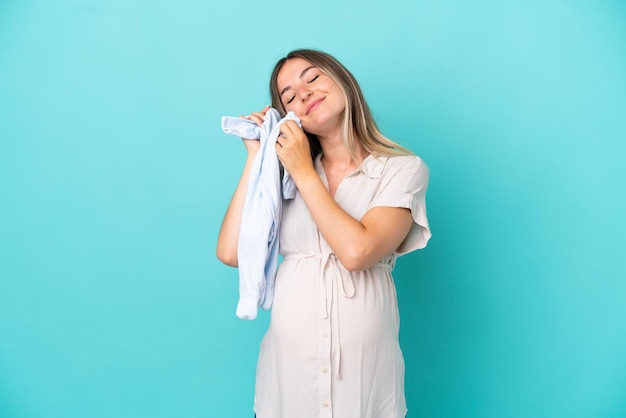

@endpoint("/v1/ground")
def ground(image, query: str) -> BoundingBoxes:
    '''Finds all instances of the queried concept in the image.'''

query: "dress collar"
[315,153,388,179]
[358,154,387,178]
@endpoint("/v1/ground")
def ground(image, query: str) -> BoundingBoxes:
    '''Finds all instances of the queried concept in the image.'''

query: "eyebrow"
[279,66,316,97]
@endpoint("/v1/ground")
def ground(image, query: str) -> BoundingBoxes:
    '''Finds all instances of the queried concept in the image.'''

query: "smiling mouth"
[306,98,324,115]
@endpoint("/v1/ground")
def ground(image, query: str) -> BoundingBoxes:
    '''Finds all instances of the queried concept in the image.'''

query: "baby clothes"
[221,109,300,319]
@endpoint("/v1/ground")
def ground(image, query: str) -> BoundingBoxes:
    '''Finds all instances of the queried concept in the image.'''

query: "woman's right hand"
[240,105,270,153]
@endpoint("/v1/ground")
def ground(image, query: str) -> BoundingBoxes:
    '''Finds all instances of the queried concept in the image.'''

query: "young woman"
[217,49,431,418]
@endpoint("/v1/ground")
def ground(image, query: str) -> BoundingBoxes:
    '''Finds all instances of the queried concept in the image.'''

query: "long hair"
[269,49,413,162]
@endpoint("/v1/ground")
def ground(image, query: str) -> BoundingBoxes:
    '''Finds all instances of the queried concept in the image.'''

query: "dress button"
[322,402,329,408]
[322,332,328,338]
[322,368,328,374]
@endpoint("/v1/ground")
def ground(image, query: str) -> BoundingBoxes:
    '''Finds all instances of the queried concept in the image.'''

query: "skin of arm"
[277,121,414,272]
[216,150,257,267]
[216,107,269,266]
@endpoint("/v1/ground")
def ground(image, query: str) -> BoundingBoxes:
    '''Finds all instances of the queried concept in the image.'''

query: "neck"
[318,133,367,169]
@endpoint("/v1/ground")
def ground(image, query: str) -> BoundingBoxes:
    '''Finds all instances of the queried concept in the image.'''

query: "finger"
[279,120,299,137]
[280,120,295,135]
[279,124,289,139]
[284,120,304,136]
[248,112,265,126]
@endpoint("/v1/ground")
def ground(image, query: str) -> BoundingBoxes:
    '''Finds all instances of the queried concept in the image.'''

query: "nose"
[299,88,313,102]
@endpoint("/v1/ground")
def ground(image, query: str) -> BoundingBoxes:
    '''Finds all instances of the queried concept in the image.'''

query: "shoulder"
[387,154,425,167]
[375,154,428,177]
[376,155,429,195]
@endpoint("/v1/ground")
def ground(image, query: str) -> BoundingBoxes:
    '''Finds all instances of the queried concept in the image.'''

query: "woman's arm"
[293,174,413,271]
[216,107,268,266]
[276,122,414,272]
[216,150,257,266]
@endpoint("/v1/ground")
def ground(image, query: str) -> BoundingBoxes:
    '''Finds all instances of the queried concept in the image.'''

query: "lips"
[306,98,324,115]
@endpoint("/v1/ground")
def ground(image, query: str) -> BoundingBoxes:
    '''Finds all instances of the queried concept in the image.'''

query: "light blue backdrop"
[1,0,625,417]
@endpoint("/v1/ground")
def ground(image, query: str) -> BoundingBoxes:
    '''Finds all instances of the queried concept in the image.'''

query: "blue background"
[1,0,625,417]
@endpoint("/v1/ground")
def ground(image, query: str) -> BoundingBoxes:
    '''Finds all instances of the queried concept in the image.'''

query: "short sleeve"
[369,156,431,255]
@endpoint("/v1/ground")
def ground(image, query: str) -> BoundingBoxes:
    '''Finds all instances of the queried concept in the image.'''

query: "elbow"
[216,247,238,267]
[337,249,371,272]
[341,260,369,273]
[341,261,364,273]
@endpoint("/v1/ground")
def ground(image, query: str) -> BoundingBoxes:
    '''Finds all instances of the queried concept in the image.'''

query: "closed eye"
[285,74,318,105]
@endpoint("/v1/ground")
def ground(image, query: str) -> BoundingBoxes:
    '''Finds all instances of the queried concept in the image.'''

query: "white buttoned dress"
[254,154,431,418]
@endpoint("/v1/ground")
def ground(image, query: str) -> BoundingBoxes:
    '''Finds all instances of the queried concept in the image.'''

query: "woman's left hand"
[276,120,315,180]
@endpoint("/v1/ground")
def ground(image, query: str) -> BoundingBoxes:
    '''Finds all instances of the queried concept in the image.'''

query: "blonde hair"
[270,49,413,162]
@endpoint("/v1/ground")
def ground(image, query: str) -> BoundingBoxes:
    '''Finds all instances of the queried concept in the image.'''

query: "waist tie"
[283,252,394,379]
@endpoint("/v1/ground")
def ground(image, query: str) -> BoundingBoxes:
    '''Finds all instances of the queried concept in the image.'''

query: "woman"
[217,49,431,418]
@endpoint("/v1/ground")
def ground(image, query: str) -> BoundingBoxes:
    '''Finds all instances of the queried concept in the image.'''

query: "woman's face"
[276,57,345,136]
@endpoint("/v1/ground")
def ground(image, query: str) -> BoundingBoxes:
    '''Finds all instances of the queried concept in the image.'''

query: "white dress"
[254,154,431,418]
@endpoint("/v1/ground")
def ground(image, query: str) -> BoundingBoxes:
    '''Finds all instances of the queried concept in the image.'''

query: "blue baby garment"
[221,109,300,319]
